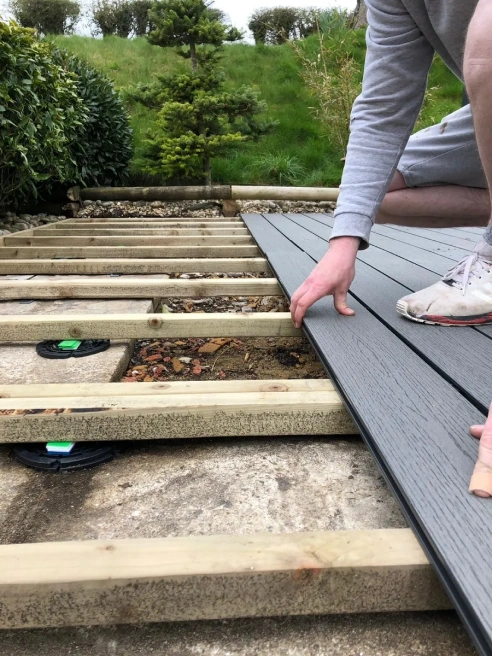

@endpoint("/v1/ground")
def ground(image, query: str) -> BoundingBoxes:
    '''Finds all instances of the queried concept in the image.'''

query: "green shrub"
[91,0,154,37]
[58,51,133,186]
[9,0,81,35]
[248,6,319,45]
[0,21,87,209]
[92,0,133,37]
[138,0,270,185]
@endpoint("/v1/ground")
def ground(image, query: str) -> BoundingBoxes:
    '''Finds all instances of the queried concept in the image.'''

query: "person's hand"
[290,236,360,328]
[469,408,492,497]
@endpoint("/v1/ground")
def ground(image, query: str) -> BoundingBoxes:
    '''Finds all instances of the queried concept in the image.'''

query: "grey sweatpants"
[398,104,487,189]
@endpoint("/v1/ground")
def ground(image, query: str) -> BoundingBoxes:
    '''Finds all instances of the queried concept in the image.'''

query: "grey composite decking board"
[456,227,487,235]
[297,213,492,341]
[243,212,492,656]
[296,212,458,274]
[386,225,481,243]
[372,225,471,260]
[381,225,477,251]
[262,213,492,409]
[301,212,465,266]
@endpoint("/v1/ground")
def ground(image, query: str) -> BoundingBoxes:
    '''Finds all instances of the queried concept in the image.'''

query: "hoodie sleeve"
[330,0,434,248]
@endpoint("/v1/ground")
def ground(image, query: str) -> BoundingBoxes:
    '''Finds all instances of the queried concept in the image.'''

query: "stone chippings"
[78,199,337,219]
[0,212,63,235]
[0,199,337,235]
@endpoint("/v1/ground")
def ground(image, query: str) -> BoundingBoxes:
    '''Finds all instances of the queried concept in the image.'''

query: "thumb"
[470,425,485,439]
[470,408,492,497]
[334,291,355,316]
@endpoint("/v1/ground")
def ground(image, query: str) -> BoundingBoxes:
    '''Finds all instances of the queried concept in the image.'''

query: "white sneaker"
[397,252,492,326]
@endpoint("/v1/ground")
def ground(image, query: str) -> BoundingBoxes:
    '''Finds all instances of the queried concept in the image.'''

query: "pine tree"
[135,0,272,185]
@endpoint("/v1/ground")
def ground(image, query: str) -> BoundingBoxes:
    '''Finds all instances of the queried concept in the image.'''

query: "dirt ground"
[123,293,326,382]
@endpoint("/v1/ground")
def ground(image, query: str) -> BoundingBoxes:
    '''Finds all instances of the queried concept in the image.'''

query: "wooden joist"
[0,528,449,629]
[0,381,355,442]
[36,228,250,236]
[65,217,243,224]
[0,378,335,398]
[59,220,244,227]
[0,246,261,259]
[0,258,270,275]
[0,277,282,300]
[4,236,254,247]
[0,312,300,340]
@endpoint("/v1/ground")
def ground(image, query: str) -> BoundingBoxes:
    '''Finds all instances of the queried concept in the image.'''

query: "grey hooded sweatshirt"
[331,0,477,247]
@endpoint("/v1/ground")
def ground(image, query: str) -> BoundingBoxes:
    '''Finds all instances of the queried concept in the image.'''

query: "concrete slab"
[0,298,153,384]
[0,437,405,544]
[0,612,476,656]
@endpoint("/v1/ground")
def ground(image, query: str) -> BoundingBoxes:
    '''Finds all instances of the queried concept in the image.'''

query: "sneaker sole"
[396,300,492,326]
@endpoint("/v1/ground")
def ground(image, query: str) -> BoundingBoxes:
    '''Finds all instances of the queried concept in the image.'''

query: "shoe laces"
[443,253,492,295]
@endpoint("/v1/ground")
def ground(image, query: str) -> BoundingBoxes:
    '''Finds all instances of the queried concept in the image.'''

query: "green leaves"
[148,0,242,51]
[56,51,133,187]
[9,0,81,36]
[137,0,270,184]
[0,21,131,210]
[0,21,86,208]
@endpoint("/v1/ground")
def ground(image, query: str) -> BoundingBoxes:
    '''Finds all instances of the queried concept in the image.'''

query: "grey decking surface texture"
[242,213,492,656]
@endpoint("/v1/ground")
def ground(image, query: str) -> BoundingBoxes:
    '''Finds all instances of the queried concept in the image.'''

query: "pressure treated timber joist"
[0,384,355,443]
[0,246,261,259]
[0,378,336,398]
[37,228,250,236]
[0,528,449,630]
[0,257,270,275]
[61,219,244,227]
[0,312,301,340]
[0,277,282,300]
[65,217,244,224]
[4,236,254,247]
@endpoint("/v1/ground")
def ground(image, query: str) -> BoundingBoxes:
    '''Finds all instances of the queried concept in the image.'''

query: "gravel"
[0,212,65,235]
[77,199,336,219]
[0,197,336,235]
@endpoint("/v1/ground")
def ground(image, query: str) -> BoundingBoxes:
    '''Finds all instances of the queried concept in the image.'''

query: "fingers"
[334,291,355,316]
[292,287,326,329]
[290,283,308,325]
[290,285,356,327]
[470,424,484,439]
[469,407,492,497]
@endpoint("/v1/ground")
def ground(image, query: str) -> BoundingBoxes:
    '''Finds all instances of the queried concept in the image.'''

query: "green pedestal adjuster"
[57,340,82,350]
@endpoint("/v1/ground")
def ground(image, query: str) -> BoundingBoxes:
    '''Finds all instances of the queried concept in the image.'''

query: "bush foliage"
[248,6,319,45]
[59,52,133,186]
[91,0,154,37]
[0,20,132,209]
[0,21,86,209]
[9,0,80,35]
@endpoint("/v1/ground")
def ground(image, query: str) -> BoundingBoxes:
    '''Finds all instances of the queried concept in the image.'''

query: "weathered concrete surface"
[0,437,474,654]
[0,437,405,544]
[0,613,476,656]
[0,297,152,384]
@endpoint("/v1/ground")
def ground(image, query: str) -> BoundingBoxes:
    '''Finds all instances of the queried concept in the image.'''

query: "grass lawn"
[53,34,464,187]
